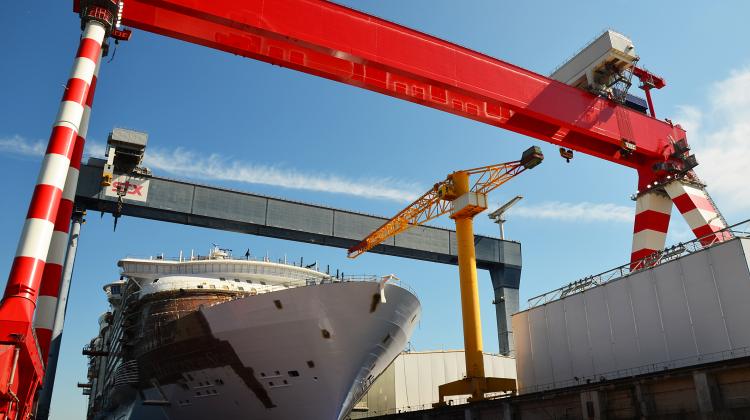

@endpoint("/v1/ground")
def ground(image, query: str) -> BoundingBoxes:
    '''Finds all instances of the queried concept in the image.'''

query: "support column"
[489,265,520,356]
[664,181,730,246]
[451,172,485,380]
[0,20,105,325]
[693,371,719,417]
[631,190,672,265]
[0,18,106,419]
[35,50,101,364]
[36,212,84,420]
[580,390,607,420]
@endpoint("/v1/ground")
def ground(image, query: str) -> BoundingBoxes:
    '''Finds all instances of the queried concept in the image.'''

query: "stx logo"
[111,181,144,196]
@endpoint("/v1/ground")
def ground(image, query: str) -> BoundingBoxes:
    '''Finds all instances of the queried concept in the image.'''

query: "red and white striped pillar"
[631,191,672,264]
[34,53,101,363]
[0,21,106,327]
[664,181,730,246]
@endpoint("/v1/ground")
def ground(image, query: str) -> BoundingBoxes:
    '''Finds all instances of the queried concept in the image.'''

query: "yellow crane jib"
[347,145,543,259]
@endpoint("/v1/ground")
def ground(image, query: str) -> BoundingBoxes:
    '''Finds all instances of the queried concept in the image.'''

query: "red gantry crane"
[0,0,732,416]
[349,146,544,403]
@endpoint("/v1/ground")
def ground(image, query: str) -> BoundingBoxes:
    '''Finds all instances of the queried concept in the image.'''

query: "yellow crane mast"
[348,146,544,403]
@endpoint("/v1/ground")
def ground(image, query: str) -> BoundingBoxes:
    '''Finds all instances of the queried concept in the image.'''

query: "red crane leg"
[0,20,106,419]
[34,54,102,365]
[631,192,672,267]
[664,181,731,246]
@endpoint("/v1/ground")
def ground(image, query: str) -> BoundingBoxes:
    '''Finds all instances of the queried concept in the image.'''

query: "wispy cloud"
[507,201,632,223]
[675,66,750,215]
[141,147,420,202]
[0,135,46,157]
[0,135,420,203]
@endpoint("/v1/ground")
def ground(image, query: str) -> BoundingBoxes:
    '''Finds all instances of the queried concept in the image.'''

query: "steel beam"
[100,0,685,182]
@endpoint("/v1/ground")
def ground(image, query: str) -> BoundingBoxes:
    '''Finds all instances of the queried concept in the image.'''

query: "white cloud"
[0,135,46,157]
[0,135,420,203]
[675,66,750,215]
[508,201,632,222]
[140,147,420,202]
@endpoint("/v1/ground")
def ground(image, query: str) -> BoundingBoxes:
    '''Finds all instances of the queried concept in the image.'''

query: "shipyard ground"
[364,356,750,419]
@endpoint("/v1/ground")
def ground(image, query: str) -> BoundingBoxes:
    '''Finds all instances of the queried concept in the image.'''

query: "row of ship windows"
[126,263,317,279]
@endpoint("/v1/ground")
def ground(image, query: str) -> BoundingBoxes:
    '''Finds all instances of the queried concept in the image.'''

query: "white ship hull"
[99,280,420,420]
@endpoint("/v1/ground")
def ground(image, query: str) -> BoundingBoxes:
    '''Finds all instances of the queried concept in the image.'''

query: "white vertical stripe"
[36,153,71,191]
[82,21,106,43]
[15,218,55,261]
[34,296,58,329]
[61,168,80,202]
[54,100,85,131]
[635,192,672,215]
[664,181,706,201]
[78,107,92,138]
[46,231,70,266]
[681,208,725,231]
[631,230,668,253]
[68,57,97,84]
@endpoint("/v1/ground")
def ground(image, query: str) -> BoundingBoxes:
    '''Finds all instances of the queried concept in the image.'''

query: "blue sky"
[2,1,750,418]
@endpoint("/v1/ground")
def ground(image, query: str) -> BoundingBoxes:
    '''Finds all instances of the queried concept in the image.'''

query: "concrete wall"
[513,238,750,393]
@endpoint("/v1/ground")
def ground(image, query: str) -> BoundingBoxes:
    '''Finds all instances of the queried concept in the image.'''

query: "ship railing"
[128,274,418,299]
[526,218,750,308]
[262,274,418,297]
[516,344,750,395]
[121,252,332,272]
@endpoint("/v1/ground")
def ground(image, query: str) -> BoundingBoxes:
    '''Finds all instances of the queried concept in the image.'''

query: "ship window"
[288,370,299,377]
[269,381,274,386]
[275,370,280,375]
[210,285,216,289]
[246,280,252,284]
[238,287,244,291]
[196,391,201,396]
[260,372,266,377]
[321,329,331,339]
[307,360,315,368]
[197,285,203,289]
[274,300,282,309]
[220,278,225,281]
[234,279,240,282]
[260,281,266,285]
[283,380,288,385]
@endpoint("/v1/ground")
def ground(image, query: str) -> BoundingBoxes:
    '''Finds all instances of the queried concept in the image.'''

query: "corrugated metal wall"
[353,350,516,417]
[513,238,750,393]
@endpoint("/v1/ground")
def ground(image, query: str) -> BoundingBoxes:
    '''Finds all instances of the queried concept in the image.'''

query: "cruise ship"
[81,247,421,420]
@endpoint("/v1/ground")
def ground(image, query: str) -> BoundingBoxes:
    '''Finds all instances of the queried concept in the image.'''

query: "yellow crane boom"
[347,146,544,258]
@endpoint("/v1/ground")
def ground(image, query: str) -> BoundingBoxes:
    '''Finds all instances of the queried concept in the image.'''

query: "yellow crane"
[348,146,543,404]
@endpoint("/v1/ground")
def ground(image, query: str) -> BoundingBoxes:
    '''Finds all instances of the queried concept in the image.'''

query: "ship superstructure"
[82,247,421,420]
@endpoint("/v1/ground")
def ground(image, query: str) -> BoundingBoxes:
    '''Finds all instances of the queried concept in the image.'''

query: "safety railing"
[527,218,750,308]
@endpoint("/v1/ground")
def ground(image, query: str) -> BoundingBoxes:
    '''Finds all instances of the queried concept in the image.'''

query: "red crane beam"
[109,0,684,187]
